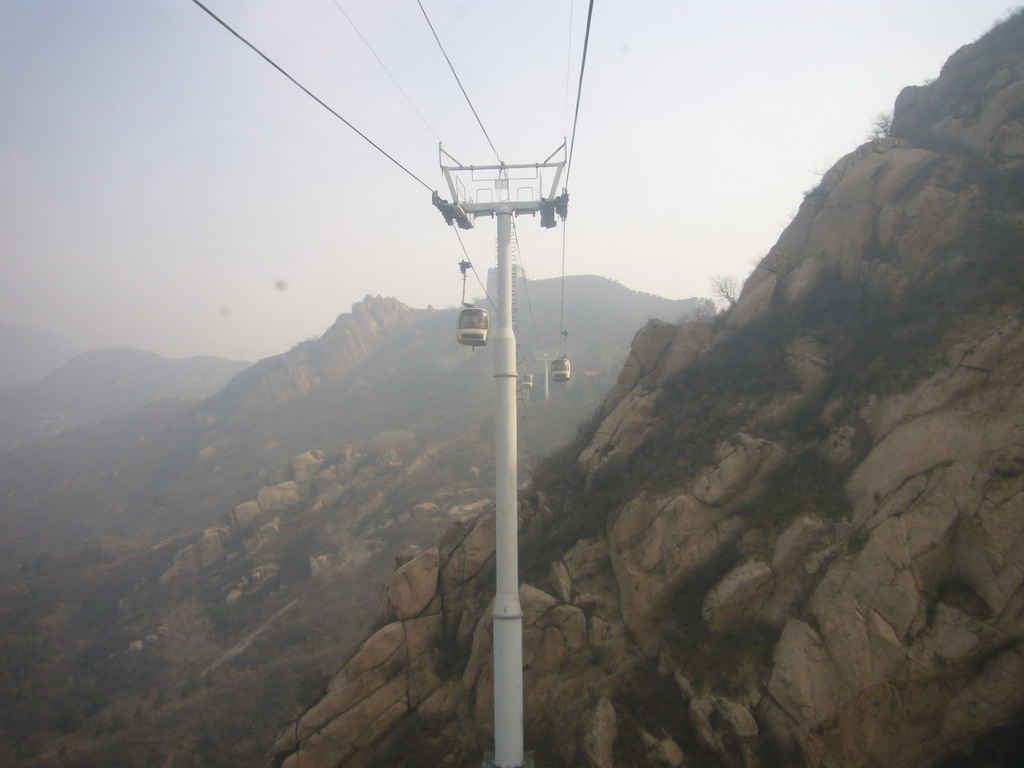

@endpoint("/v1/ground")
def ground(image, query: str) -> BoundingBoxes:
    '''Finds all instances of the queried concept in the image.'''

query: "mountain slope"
[0,282,692,569]
[0,278,694,768]
[0,348,250,451]
[269,12,1024,768]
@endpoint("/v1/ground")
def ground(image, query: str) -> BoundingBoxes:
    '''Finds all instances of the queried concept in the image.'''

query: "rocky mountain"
[0,281,693,567]
[0,326,80,387]
[0,347,251,451]
[0,277,693,767]
[268,12,1024,768]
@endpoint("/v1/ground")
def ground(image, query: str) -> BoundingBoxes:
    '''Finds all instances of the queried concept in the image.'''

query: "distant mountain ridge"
[0,347,251,451]
[0,279,695,567]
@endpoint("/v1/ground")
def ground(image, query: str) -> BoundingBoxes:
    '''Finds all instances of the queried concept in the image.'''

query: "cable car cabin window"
[552,357,571,382]
[457,307,489,346]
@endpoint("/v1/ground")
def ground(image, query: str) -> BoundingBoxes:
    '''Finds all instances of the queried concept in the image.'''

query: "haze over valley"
[2,4,1024,768]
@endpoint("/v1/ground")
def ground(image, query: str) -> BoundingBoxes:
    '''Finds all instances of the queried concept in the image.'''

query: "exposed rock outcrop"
[272,501,639,768]
[158,525,229,583]
[203,296,420,412]
[272,13,1024,768]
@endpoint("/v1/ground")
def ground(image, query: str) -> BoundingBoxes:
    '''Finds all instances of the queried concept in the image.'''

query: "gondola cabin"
[457,307,489,347]
[521,373,533,389]
[552,357,571,382]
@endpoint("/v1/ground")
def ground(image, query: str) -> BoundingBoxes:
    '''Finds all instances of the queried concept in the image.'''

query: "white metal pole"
[492,207,525,768]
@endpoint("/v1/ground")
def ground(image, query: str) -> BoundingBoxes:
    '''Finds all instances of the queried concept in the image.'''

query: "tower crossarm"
[434,143,568,230]
[461,200,543,215]
[432,191,474,229]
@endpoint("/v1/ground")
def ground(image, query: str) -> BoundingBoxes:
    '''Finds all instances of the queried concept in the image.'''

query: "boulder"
[639,728,685,767]
[439,512,496,598]
[701,558,774,632]
[578,388,660,476]
[767,619,843,726]
[561,539,620,615]
[256,481,302,514]
[601,320,679,416]
[291,449,327,484]
[771,515,824,573]
[243,517,280,555]
[275,615,442,768]
[690,695,758,757]
[582,697,617,768]
[692,434,782,506]
[250,562,279,586]
[410,502,440,518]
[382,546,440,620]
[310,481,346,512]
[158,526,229,583]
[727,272,776,329]
[610,492,743,652]
[549,560,572,603]
[309,553,335,580]
[232,499,261,528]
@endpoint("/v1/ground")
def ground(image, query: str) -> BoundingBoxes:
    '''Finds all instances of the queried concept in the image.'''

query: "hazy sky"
[1,1,1017,362]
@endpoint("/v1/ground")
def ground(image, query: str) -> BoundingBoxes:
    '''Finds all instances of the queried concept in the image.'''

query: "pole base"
[481,752,534,768]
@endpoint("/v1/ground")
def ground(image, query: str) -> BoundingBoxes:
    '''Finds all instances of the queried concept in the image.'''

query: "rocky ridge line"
[269,13,1024,768]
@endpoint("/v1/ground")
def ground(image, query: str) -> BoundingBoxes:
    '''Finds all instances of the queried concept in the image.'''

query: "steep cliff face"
[272,13,1024,768]
[200,295,420,412]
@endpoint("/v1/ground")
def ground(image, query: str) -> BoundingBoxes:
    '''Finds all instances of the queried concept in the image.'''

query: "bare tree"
[710,275,741,309]
[867,111,893,140]
[680,298,717,325]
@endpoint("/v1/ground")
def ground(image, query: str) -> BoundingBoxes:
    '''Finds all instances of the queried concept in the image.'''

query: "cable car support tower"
[433,143,567,768]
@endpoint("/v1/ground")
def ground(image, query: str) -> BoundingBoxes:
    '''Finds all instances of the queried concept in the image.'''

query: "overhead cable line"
[452,228,495,310]
[416,0,500,160]
[329,0,441,142]
[566,0,595,186]
[559,223,568,347]
[556,0,592,350]
[188,0,433,192]
[563,0,575,137]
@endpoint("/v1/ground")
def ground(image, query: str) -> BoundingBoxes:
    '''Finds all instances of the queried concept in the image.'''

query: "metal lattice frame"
[433,143,568,229]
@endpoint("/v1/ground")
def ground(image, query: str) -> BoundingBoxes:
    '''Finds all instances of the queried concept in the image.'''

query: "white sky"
[1,1,1017,362]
